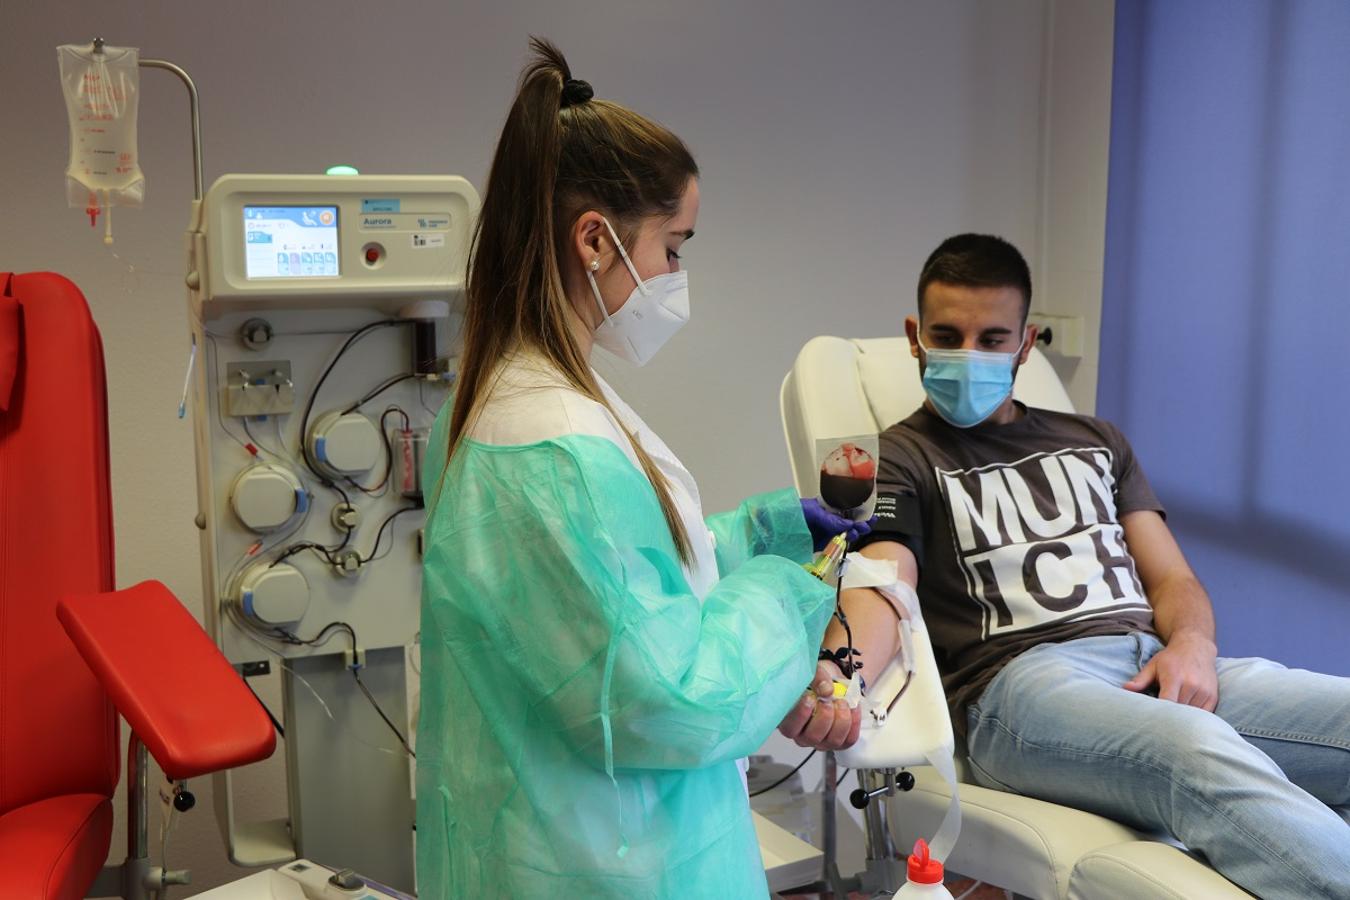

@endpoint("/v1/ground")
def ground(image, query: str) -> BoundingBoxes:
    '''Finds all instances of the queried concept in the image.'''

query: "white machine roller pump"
[230,463,307,532]
[236,562,311,627]
[307,411,381,477]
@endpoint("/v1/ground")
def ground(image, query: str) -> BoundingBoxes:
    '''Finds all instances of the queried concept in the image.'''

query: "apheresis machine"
[186,173,478,893]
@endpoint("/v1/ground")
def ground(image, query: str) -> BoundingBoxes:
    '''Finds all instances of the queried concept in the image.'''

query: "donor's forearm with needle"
[820,542,916,680]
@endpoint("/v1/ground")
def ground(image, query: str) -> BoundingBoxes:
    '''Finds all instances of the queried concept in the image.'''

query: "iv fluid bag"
[57,44,145,208]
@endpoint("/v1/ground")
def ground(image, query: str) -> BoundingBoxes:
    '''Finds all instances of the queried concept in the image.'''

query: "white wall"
[1034,0,1116,413]
[0,0,1110,891]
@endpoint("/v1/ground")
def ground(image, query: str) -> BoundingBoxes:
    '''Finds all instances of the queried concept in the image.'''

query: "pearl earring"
[589,259,600,271]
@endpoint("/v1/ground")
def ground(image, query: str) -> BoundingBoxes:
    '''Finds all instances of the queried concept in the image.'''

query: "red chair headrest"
[0,275,21,412]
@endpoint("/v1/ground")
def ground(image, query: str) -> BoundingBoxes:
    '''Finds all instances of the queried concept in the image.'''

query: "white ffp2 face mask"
[585,217,690,366]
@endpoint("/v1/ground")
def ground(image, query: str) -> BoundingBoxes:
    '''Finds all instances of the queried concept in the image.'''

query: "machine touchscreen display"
[244,206,339,278]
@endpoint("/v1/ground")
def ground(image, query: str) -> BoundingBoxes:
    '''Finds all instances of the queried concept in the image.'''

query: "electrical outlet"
[1026,314,1085,359]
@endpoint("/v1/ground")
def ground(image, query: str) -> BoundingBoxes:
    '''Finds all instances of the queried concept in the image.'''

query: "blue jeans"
[964,632,1350,900]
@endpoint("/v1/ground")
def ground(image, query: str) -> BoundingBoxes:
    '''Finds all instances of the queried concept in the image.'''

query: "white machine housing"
[186,174,479,892]
[195,174,476,314]
[190,858,413,900]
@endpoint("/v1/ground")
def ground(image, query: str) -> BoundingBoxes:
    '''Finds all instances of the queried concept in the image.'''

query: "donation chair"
[780,336,1252,899]
[0,272,276,900]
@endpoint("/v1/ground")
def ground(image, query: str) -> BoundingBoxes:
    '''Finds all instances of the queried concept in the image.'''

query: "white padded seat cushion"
[1068,841,1254,899]
[889,766,1252,899]
[888,765,1143,899]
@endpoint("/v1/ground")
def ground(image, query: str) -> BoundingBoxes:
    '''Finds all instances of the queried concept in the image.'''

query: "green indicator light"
[325,165,360,176]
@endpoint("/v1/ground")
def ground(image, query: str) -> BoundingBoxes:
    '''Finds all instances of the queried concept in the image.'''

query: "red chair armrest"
[57,580,276,780]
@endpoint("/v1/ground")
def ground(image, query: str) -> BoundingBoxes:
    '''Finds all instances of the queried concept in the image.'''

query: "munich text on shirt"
[935,448,1150,639]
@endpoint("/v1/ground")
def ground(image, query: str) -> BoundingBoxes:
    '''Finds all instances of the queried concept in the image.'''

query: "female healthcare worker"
[416,39,861,899]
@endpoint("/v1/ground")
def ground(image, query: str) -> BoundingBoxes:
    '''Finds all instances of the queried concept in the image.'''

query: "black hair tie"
[561,78,594,108]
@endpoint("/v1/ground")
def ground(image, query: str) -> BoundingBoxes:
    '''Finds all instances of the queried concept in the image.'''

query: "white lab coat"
[469,349,720,598]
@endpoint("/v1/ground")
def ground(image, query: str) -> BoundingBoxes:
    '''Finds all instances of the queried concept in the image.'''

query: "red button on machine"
[365,247,380,264]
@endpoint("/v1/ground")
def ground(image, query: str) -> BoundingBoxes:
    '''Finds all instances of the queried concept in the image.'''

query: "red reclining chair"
[0,271,276,900]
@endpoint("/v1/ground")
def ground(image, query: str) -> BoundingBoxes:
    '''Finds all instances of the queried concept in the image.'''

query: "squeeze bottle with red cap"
[894,838,955,898]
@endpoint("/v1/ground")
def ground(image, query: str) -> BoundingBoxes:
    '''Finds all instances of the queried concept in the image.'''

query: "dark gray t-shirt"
[864,403,1162,730]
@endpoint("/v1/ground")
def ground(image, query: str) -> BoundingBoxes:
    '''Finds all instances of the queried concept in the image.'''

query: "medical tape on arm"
[840,554,918,623]
[838,555,962,863]
[839,557,918,698]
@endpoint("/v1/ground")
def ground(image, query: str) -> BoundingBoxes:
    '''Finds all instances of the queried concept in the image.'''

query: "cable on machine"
[749,750,817,798]
[298,319,409,488]
[353,668,415,758]
[343,405,411,497]
[362,504,421,564]
[285,624,417,759]
[343,373,416,416]
[228,611,416,759]
[243,679,286,739]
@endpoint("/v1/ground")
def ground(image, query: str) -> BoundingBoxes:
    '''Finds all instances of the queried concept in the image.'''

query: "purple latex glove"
[801,498,875,552]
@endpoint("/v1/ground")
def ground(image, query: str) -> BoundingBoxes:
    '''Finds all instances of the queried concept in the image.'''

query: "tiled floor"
[944,878,1012,899]
[781,876,1010,899]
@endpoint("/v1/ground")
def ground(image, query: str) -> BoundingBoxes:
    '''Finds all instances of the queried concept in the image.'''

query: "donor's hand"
[777,661,862,750]
[1123,632,1219,712]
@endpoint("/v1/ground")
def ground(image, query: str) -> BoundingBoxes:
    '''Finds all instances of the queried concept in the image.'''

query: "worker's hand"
[801,498,875,552]
[776,661,862,750]
[1123,631,1219,711]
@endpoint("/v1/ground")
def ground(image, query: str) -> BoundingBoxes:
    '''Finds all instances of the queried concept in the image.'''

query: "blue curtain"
[1100,0,1350,674]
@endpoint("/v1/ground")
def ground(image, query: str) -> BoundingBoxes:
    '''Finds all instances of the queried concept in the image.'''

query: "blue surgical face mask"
[917,333,1026,428]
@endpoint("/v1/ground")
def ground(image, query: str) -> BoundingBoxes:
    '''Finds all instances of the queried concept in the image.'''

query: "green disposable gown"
[416,391,833,899]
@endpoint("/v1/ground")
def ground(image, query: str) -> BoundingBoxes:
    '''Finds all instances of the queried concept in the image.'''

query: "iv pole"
[85,36,205,900]
[93,36,203,202]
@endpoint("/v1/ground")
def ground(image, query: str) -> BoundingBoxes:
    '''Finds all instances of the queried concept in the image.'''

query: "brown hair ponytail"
[448,37,699,564]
